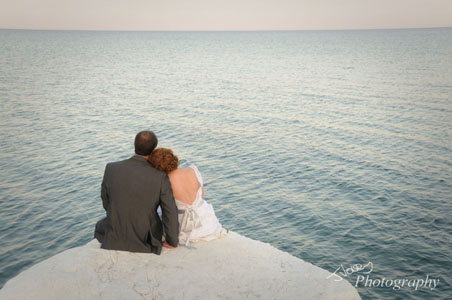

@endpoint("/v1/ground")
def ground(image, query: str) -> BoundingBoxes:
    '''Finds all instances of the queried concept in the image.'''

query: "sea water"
[0,28,451,300]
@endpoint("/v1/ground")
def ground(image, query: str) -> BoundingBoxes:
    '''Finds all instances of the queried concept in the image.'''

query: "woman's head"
[148,148,179,173]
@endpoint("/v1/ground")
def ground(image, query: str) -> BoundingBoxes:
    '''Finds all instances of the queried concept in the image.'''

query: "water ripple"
[1,29,452,300]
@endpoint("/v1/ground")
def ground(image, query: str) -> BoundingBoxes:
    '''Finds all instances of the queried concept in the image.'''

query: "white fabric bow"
[179,206,203,248]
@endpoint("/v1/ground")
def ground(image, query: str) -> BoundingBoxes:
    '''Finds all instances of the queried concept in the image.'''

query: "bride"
[148,148,226,248]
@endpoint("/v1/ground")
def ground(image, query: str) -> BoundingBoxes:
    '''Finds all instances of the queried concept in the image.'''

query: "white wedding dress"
[159,165,226,247]
[176,165,226,247]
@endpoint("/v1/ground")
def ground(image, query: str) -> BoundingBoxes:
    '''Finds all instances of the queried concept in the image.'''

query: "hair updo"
[148,148,179,173]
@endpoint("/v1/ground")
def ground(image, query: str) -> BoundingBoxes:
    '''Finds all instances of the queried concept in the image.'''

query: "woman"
[148,148,226,247]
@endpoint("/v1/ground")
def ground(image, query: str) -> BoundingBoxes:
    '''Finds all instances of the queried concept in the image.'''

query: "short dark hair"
[134,131,158,156]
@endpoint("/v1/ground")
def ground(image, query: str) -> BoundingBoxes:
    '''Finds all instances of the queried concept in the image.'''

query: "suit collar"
[131,154,149,163]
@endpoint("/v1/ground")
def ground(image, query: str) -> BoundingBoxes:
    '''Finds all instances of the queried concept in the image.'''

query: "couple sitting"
[94,130,226,254]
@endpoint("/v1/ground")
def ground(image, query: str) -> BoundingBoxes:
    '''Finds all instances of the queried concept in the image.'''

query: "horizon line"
[1,26,451,33]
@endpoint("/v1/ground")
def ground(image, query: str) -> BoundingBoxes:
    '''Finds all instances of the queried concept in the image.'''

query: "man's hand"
[163,241,175,249]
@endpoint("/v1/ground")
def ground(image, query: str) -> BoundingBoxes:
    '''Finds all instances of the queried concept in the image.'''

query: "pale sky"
[1,0,451,31]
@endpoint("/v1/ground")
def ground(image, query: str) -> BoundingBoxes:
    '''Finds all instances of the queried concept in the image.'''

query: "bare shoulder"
[171,167,193,175]
[168,167,196,180]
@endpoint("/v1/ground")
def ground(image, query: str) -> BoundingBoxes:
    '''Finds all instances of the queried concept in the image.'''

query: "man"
[94,130,179,254]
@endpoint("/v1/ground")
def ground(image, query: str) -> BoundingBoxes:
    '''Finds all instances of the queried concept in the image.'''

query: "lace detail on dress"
[189,164,203,186]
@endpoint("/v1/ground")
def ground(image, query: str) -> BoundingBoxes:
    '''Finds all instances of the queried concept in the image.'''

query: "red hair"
[148,148,179,172]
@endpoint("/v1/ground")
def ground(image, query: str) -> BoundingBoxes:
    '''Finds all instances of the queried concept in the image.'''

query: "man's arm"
[101,164,110,211]
[159,173,179,247]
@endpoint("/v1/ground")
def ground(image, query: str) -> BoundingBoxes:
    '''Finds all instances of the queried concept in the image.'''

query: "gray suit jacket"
[96,155,179,254]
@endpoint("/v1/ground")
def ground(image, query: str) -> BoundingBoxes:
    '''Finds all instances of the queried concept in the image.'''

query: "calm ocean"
[0,28,451,299]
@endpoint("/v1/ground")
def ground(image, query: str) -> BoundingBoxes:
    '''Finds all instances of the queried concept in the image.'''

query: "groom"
[94,130,179,254]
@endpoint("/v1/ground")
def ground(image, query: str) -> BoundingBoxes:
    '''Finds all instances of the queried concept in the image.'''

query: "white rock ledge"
[1,231,361,300]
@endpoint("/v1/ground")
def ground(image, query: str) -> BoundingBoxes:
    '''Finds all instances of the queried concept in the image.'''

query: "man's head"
[134,130,158,156]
